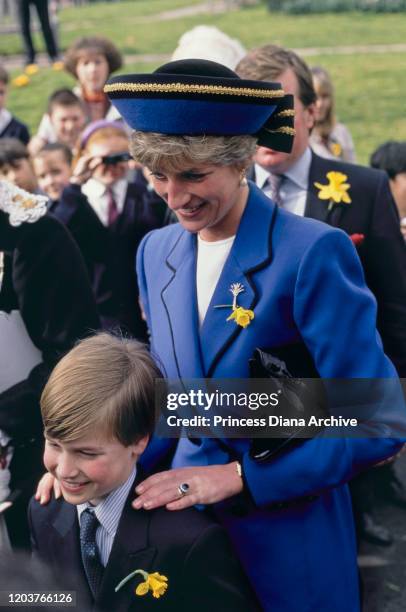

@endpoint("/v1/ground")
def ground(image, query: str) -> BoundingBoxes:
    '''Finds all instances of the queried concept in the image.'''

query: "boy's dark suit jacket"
[250,151,406,376]
[0,116,30,145]
[28,485,257,612]
[0,211,100,545]
[53,181,169,340]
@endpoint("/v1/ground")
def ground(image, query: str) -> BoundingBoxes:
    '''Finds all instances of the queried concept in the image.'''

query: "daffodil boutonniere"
[215,283,254,329]
[115,569,168,599]
[314,171,352,211]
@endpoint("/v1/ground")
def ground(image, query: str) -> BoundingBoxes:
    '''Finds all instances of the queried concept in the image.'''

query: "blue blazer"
[137,183,404,611]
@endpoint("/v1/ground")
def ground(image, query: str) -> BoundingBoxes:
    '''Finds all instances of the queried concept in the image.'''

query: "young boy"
[29,333,256,612]
[0,66,30,145]
[29,89,87,156]
[32,142,72,204]
[0,138,38,192]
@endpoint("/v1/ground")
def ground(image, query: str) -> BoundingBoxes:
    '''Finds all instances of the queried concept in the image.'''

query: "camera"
[101,152,132,165]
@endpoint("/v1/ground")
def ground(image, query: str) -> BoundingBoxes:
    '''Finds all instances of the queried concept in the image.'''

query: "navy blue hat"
[105,59,295,153]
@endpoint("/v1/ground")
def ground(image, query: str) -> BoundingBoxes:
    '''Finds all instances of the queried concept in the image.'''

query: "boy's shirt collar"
[82,177,127,226]
[77,465,137,538]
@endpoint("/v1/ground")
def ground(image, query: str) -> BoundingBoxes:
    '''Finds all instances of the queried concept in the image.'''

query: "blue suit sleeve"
[136,231,154,332]
[242,229,406,507]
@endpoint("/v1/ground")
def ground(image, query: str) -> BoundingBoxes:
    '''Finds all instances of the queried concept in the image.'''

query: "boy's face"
[0,81,7,110]
[0,158,38,192]
[44,433,148,506]
[88,135,129,187]
[50,104,86,150]
[33,151,72,201]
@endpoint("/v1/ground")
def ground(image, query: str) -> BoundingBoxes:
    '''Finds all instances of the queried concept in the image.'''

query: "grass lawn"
[3,0,406,163]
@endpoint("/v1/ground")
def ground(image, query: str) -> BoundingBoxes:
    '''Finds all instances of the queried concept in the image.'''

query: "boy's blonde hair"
[41,333,161,445]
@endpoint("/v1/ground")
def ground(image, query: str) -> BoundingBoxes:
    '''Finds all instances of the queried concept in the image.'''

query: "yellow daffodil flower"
[227,306,255,328]
[314,171,352,210]
[12,74,30,88]
[116,568,168,599]
[25,64,39,75]
[52,61,64,71]
[330,142,342,158]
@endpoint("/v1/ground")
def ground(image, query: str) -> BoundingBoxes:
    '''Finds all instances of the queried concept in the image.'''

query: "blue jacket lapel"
[161,231,205,379]
[200,184,276,376]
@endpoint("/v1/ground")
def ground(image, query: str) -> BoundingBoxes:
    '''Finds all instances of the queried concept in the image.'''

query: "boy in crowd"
[371,141,406,239]
[29,89,87,155]
[32,142,72,205]
[29,333,255,612]
[0,66,30,145]
[0,138,38,192]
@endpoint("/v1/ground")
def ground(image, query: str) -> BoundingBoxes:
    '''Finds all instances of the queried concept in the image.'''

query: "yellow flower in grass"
[25,63,39,75]
[227,306,254,328]
[52,61,64,71]
[314,171,352,211]
[136,572,168,599]
[12,74,30,88]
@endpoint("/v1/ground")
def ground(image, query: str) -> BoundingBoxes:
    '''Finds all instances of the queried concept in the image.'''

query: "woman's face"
[76,52,109,93]
[148,163,248,241]
[314,80,332,124]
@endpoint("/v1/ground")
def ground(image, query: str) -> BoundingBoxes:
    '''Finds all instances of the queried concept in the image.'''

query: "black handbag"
[248,344,327,462]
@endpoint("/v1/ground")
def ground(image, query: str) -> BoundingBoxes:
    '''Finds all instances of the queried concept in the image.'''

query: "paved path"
[2,42,406,71]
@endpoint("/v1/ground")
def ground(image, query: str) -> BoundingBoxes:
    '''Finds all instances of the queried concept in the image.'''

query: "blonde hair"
[41,333,161,445]
[130,132,256,173]
[311,66,336,139]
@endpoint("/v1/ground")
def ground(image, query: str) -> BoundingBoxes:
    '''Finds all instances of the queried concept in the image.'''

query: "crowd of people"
[1,22,406,612]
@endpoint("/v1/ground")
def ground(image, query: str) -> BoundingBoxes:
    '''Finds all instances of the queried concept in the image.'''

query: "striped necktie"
[106,187,119,226]
[263,173,284,206]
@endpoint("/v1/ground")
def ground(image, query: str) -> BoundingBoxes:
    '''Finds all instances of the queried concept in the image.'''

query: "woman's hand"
[69,155,102,186]
[34,472,61,505]
[133,462,243,511]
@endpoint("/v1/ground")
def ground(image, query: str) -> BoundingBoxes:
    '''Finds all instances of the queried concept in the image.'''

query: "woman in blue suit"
[104,59,406,612]
[38,59,404,611]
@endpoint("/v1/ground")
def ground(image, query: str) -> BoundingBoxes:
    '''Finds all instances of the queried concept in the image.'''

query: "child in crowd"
[54,120,168,339]
[33,36,124,150]
[29,333,255,612]
[29,89,87,155]
[0,180,99,549]
[371,141,406,241]
[310,66,356,163]
[0,66,30,145]
[32,143,72,205]
[0,138,38,193]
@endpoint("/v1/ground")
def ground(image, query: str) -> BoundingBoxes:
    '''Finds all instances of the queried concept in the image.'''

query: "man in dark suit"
[236,44,406,543]
[29,333,256,612]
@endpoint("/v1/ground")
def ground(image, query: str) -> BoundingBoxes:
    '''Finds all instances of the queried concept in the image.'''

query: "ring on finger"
[177,482,190,497]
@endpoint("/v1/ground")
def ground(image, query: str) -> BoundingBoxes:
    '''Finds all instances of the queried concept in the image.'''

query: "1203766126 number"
[0,591,76,607]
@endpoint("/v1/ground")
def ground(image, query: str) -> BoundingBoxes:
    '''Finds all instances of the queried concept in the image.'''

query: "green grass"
[3,1,406,164]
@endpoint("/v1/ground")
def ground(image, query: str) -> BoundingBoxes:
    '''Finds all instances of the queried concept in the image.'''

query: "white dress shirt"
[0,109,12,134]
[254,147,312,217]
[77,465,136,567]
[82,178,127,226]
[196,234,235,325]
